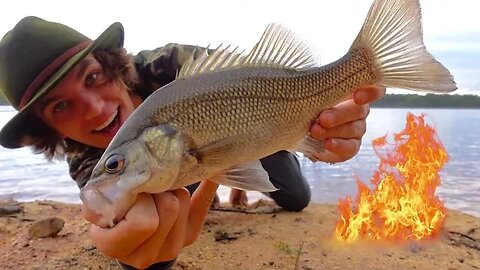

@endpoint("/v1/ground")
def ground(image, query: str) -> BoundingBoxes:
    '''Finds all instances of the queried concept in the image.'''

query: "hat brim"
[0,22,124,149]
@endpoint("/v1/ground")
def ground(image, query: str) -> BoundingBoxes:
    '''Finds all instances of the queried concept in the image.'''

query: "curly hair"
[29,48,139,160]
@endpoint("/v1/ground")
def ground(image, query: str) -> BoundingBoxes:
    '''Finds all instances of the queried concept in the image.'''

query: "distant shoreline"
[2,93,480,109]
[371,94,480,109]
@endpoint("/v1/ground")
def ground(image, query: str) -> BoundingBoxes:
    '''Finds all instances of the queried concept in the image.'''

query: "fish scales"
[149,49,376,153]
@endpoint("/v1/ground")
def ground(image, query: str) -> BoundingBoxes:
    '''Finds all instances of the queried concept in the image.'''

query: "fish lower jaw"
[79,187,117,228]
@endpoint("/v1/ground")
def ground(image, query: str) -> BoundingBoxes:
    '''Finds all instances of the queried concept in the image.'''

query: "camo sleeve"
[67,147,104,188]
[133,43,202,99]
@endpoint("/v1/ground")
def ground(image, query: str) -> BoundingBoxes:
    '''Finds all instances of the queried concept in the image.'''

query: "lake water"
[0,106,479,217]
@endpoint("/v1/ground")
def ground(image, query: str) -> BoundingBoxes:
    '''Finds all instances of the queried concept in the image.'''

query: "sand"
[0,200,479,270]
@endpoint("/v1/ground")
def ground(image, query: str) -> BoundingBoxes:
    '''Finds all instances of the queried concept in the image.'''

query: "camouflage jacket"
[68,43,199,188]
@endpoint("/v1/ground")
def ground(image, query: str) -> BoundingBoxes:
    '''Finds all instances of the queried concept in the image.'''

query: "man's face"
[35,54,138,149]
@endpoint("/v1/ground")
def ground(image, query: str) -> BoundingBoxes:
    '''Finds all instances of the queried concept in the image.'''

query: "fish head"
[79,124,185,227]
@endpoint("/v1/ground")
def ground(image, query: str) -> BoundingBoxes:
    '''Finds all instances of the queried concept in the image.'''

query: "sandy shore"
[0,200,479,270]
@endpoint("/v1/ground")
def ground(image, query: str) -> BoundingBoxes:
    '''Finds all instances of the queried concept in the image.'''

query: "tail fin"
[350,0,457,92]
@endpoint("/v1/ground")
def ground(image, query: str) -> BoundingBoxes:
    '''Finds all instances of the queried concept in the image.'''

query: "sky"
[1,0,479,95]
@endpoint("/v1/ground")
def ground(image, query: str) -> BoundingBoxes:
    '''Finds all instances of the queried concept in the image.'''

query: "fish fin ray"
[290,135,325,162]
[351,0,456,92]
[177,45,246,79]
[177,23,319,79]
[243,23,319,69]
[211,160,278,192]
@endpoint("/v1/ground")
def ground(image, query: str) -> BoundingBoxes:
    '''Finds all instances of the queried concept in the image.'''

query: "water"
[0,106,479,217]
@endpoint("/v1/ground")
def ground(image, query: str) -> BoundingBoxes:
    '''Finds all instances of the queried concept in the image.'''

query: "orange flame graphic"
[335,113,448,241]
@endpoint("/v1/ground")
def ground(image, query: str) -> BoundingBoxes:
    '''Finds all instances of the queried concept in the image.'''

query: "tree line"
[1,92,480,108]
[371,94,480,108]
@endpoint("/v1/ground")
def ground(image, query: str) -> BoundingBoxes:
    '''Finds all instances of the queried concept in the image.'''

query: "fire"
[335,113,448,241]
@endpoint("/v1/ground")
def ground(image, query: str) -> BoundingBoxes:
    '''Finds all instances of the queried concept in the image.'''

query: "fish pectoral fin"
[193,138,277,192]
[211,160,278,192]
[194,136,244,165]
[291,135,325,162]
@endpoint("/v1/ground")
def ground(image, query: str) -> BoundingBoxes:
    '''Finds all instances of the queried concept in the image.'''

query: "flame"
[335,113,448,241]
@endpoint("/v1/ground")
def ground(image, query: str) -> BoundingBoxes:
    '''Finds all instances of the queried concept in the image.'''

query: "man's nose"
[78,92,104,119]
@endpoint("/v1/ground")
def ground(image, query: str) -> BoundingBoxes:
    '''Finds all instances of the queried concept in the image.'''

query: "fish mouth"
[80,187,115,228]
[80,180,135,228]
[92,108,120,134]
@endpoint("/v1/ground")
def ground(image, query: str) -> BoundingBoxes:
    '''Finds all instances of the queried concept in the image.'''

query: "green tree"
[371,94,480,109]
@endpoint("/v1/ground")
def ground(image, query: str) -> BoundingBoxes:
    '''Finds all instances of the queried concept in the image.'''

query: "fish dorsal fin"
[177,44,246,79]
[177,23,319,79]
[243,23,319,70]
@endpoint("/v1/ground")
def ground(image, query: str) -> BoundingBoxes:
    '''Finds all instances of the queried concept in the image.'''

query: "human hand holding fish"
[82,180,219,269]
[309,85,386,163]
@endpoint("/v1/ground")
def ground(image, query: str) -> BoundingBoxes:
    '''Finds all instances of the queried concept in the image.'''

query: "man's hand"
[82,180,219,269]
[309,85,386,163]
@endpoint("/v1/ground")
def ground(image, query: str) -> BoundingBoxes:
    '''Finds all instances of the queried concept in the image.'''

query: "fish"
[80,0,457,227]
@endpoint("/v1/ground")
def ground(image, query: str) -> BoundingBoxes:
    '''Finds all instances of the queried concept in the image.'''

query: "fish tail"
[350,0,457,92]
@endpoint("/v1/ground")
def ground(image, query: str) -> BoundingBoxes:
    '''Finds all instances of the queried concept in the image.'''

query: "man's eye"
[85,72,99,86]
[53,101,67,113]
[85,70,106,87]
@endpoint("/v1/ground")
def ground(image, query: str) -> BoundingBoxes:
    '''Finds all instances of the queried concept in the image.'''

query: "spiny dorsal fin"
[243,23,319,69]
[177,23,319,79]
[177,45,246,79]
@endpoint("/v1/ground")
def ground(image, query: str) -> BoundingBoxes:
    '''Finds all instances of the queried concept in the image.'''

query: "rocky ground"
[0,199,479,270]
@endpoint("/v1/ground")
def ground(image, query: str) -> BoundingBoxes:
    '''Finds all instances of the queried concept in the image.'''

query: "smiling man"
[33,54,141,149]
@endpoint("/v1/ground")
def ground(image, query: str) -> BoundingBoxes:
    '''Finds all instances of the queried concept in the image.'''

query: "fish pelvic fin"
[350,0,457,93]
[177,23,319,79]
[211,160,278,192]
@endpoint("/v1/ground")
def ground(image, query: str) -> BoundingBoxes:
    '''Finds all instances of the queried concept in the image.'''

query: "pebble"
[83,244,96,251]
[28,217,65,238]
[0,205,22,216]
[214,230,241,242]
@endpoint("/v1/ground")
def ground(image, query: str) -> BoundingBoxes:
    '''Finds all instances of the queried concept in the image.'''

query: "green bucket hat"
[0,16,124,149]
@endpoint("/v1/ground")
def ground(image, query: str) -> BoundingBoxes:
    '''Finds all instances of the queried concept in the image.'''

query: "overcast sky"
[2,0,479,95]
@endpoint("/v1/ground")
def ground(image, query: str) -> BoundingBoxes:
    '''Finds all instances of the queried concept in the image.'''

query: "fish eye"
[104,154,126,174]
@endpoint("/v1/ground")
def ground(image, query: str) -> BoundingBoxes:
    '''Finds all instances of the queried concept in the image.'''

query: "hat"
[0,16,124,148]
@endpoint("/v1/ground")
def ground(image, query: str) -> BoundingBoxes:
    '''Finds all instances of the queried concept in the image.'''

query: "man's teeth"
[94,110,118,131]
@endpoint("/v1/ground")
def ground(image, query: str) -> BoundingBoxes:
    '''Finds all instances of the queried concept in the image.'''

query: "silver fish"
[81,0,457,227]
